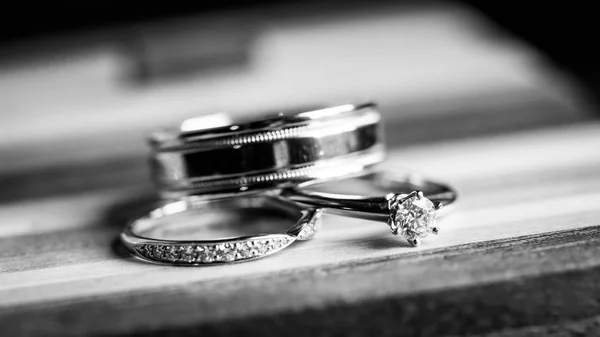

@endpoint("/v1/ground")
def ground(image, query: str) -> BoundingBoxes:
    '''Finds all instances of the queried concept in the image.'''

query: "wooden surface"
[1,122,600,336]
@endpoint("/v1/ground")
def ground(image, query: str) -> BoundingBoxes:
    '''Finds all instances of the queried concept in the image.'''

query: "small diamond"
[136,245,149,256]
[390,193,437,241]
[220,243,236,262]
[254,240,267,255]
[234,242,251,259]
[176,246,187,261]
[190,246,203,262]
[297,216,321,240]
[181,246,195,263]
[260,240,273,254]
[164,245,179,261]
[264,240,274,253]
[200,246,215,263]
[214,244,227,262]
[152,245,165,260]
[250,240,264,256]
[271,239,282,249]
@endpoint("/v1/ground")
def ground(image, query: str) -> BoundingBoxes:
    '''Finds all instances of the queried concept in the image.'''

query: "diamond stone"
[297,218,320,240]
[235,242,253,259]
[222,244,236,262]
[164,245,178,261]
[199,246,215,263]
[257,240,271,255]
[181,246,196,263]
[391,193,437,241]
[214,244,227,262]
[152,245,165,260]
[271,238,282,249]
[247,240,263,256]
[194,246,205,261]
[136,245,149,256]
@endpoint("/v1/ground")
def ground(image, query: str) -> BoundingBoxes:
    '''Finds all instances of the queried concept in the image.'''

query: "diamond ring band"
[282,173,457,246]
[120,195,322,265]
[121,102,458,265]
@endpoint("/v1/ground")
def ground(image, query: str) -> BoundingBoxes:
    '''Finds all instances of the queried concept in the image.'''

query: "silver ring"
[149,103,384,198]
[281,172,457,246]
[120,195,322,265]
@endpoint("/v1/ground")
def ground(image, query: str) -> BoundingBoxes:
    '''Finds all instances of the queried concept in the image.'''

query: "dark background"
[2,1,599,98]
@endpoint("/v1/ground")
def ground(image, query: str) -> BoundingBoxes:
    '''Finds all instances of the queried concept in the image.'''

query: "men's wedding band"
[120,195,322,265]
[281,172,457,246]
[150,103,384,198]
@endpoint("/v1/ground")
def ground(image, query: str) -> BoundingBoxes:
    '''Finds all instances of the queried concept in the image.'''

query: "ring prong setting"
[388,191,440,247]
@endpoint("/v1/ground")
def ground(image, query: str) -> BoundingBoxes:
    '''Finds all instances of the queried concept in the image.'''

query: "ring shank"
[281,172,457,222]
[123,195,306,244]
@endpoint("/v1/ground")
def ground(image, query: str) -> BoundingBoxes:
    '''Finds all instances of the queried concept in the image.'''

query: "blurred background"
[0,0,596,202]
[3,4,600,335]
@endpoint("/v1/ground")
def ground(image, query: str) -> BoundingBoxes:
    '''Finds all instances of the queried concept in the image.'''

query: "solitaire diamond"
[389,191,439,245]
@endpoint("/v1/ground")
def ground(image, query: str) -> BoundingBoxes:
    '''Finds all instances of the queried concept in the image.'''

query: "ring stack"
[121,102,458,266]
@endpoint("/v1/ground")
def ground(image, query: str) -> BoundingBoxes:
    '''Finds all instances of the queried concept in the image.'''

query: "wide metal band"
[150,103,384,198]
[120,194,322,265]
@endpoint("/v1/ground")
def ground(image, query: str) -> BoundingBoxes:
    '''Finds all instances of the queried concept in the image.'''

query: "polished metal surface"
[121,194,322,265]
[150,103,385,197]
[282,172,457,246]
[283,172,456,218]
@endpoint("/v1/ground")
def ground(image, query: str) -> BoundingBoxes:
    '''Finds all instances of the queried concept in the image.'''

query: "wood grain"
[1,122,600,336]
[3,226,600,336]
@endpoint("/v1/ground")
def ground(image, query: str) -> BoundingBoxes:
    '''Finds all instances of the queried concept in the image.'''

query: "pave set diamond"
[135,235,294,264]
[295,214,320,240]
